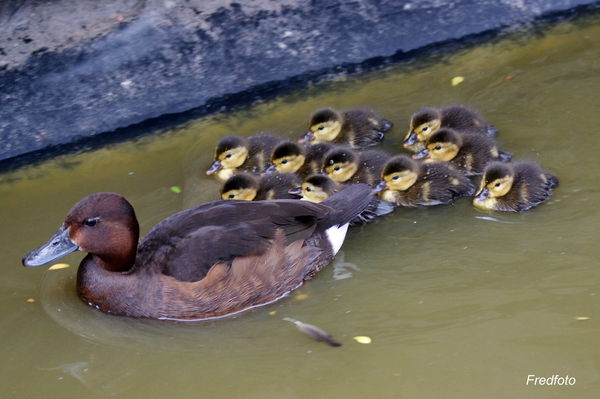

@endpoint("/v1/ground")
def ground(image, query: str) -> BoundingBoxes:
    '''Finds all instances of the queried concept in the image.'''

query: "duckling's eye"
[422,126,429,132]
[306,187,312,192]
[392,175,399,180]
[318,126,325,131]
[333,166,341,172]
[494,182,502,188]
[225,153,232,159]
[228,194,236,199]
[84,218,97,227]
[281,159,288,164]
[434,145,442,151]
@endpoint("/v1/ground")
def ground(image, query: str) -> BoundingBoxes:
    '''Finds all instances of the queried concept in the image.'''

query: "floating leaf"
[353,336,372,344]
[170,186,182,194]
[26,298,35,303]
[575,316,589,321]
[48,263,70,270]
[269,311,276,316]
[451,76,465,86]
[294,294,309,300]
[284,318,342,347]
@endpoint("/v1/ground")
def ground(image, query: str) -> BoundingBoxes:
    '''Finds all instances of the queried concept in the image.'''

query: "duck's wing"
[138,199,330,282]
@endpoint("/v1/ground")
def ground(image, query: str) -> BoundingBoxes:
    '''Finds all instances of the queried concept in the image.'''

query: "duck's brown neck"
[96,222,139,272]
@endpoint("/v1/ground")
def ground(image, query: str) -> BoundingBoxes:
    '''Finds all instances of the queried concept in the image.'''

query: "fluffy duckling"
[206,133,282,181]
[220,173,302,201]
[473,162,558,212]
[298,108,392,148]
[322,147,390,186]
[403,106,498,152]
[264,141,333,178]
[413,128,512,176]
[374,155,475,207]
[290,174,394,225]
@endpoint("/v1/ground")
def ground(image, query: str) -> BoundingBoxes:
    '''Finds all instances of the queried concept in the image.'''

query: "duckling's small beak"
[298,131,314,143]
[288,187,303,197]
[372,181,387,194]
[22,226,78,267]
[473,188,490,202]
[206,160,222,175]
[263,164,277,175]
[412,148,429,160]
[403,132,418,147]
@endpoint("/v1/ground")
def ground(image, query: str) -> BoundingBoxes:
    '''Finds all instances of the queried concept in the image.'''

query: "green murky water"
[1,12,600,399]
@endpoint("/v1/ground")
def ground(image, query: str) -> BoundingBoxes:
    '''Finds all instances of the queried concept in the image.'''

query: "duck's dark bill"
[22,227,78,267]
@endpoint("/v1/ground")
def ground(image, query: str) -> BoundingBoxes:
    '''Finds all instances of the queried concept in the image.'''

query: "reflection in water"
[3,10,600,399]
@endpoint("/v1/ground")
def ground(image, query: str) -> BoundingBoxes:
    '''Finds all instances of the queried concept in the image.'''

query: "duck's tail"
[320,183,374,227]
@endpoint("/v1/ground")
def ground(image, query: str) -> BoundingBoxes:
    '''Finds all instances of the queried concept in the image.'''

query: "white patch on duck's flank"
[326,223,350,255]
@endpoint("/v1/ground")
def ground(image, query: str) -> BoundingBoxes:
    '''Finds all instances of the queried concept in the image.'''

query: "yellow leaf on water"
[269,311,277,316]
[575,316,589,321]
[48,263,70,270]
[451,76,465,86]
[170,186,182,194]
[26,298,35,303]
[294,294,309,300]
[353,336,372,344]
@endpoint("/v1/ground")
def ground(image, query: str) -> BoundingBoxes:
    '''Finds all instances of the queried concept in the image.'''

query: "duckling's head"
[220,173,259,201]
[206,135,250,175]
[377,155,421,192]
[267,142,307,174]
[299,108,343,144]
[295,174,339,203]
[474,162,515,204]
[322,148,359,183]
[413,128,462,162]
[404,108,442,148]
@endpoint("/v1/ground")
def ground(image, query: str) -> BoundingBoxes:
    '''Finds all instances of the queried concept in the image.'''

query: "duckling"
[413,128,512,176]
[473,161,558,212]
[264,141,334,178]
[291,174,394,226]
[206,133,282,181]
[322,147,390,186]
[403,106,498,152]
[220,173,302,201]
[298,107,392,148]
[374,155,475,207]
[22,185,374,320]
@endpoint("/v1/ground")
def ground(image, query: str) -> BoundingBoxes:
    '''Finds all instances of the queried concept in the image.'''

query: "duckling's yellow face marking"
[426,141,459,162]
[273,154,306,174]
[217,146,249,169]
[301,182,330,203]
[325,161,358,183]
[383,170,418,191]
[482,175,514,199]
[408,119,441,143]
[221,187,257,201]
[310,120,342,143]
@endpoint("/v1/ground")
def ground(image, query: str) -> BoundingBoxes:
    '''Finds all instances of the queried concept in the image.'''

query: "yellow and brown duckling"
[264,141,334,178]
[206,133,282,181]
[22,185,374,320]
[322,147,390,186]
[299,107,392,148]
[290,174,394,225]
[403,106,498,152]
[220,173,302,201]
[374,155,475,207]
[413,128,512,176]
[473,162,558,212]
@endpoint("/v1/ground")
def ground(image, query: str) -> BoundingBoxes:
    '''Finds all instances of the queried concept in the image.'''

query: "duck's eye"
[494,182,502,188]
[318,126,325,131]
[333,166,341,172]
[392,175,399,180]
[281,159,288,164]
[84,218,97,227]
[306,187,312,192]
[422,126,429,132]
[228,194,236,199]
[434,145,442,151]
[225,153,232,159]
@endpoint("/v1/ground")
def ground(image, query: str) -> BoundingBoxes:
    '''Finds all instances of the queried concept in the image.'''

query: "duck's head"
[220,173,259,200]
[266,142,307,174]
[206,135,250,175]
[375,155,420,193]
[322,148,359,183]
[299,108,343,144]
[474,162,515,203]
[291,174,339,203]
[404,108,442,148]
[413,128,461,162]
[22,193,139,273]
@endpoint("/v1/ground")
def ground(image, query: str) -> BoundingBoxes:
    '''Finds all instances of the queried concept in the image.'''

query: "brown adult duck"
[374,155,475,207]
[473,162,558,212]
[403,106,498,152]
[413,128,512,176]
[22,186,373,320]
[206,133,282,181]
[298,108,392,148]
